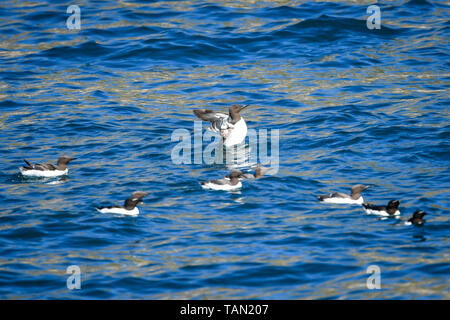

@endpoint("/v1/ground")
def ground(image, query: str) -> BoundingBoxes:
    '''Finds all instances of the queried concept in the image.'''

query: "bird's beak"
[240,104,250,111]
[364,185,370,190]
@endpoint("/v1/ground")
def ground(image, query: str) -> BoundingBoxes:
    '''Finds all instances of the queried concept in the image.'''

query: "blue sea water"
[0,0,449,299]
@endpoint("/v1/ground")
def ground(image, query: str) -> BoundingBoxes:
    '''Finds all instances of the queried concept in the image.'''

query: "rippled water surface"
[0,0,449,299]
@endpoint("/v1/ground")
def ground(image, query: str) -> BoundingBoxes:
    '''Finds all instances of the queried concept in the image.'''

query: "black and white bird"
[96,191,148,216]
[193,104,249,147]
[405,210,427,226]
[200,170,242,191]
[362,200,401,216]
[19,156,76,177]
[317,184,370,205]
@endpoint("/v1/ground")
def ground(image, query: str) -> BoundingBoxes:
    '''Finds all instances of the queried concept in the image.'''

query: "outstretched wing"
[193,109,227,122]
[193,109,230,132]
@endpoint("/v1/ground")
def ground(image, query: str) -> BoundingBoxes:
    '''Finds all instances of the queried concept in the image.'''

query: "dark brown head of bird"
[350,184,370,200]
[124,191,148,210]
[228,104,249,122]
[226,169,242,179]
[386,200,400,214]
[56,156,77,170]
[409,210,427,225]
[228,170,242,183]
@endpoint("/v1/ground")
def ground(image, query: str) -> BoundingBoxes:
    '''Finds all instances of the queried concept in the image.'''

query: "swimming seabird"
[362,200,401,216]
[96,191,148,216]
[200,170,242,191]
[317,184,370,204]
[19,156,76,177]
[193,104,249,147]
[405,210,427,226]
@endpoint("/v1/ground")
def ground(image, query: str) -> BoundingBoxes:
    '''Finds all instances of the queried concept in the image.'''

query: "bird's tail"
[23,159,33,169]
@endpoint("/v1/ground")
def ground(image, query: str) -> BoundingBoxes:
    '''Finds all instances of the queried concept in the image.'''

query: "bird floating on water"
[19,156,76,178]
[362,200,401,216]
[193,104,249,147]
[318,184,370,205]
[96,191,148,216]
[200,170,242,191]
[405,210,427,226]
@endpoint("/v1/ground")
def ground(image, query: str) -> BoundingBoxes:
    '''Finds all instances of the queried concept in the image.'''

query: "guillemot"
[317,184,370,204]
[362,200,401,216]
[96,191,148,216]
[193,104,249,147]
[19,156,76,177]
[405,210,427,226]
[200,170,242,191]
